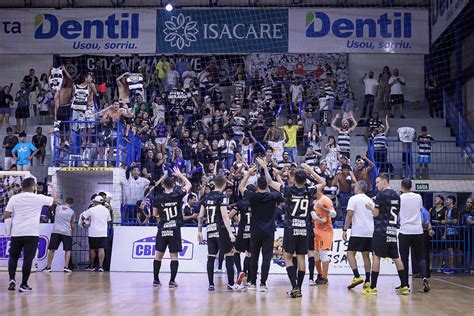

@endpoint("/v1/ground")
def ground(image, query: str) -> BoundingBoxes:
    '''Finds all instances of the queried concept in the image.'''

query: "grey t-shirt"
[52,205,75,236]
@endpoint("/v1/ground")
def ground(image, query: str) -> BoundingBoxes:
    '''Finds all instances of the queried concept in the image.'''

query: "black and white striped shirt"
[338,130,351,154]
[417,134,434,157]
[373,133,387,151]
[261,84,273,100]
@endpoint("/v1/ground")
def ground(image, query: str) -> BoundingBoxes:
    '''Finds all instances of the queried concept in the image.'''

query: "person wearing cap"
[11,132,38,171]
[81,194,111,272]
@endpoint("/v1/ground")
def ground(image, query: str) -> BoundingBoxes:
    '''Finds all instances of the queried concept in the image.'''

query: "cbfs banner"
[0,9,156,54]
[289,8,429,54]
[431,0,469,43]
[111,226,398,275]
[156,9,288,53]
[0,224,65,271]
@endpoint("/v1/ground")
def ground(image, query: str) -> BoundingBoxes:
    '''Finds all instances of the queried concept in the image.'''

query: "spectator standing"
[371,116,390,173]
[182,64,197,89]
[361,71,378,120]
[289,79,304,113]
[23,69,39,117]
[121,163,151,222]
[4,179,56,292]
[166,63,180,92]
[81,195,111,272]
[341,92,358,122]
[416,126,435,179]
[425,73,442,118]
[377,66,391,110]
[156,55,171,91]
[364,111,383,142]
[12,132,38,171]
[280,117,301,164]
[94,60,108,104]
[183,194,199,225]
[0,85,13,128]
[32,127,47,166]
[443,195,460,274]
[331,164,356,221]
[331,113,357,159]
[15,82,31,134]
[325,135,340,176]
[388,68,406,118]
[353,154,375,196]
[397,126,415,178]
[3,127,18,170]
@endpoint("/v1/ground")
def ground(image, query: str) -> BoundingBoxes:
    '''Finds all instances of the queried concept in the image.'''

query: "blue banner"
[156,9,288,54]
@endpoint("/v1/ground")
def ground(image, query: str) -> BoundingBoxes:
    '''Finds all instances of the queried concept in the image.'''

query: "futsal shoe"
[360,288,377,295]
[363,282,371,289]
[236,272,246,285]
[347,277,364,289]
[152,279,161,287]
[309,279,316,286]
[8,280,16,291]
[237,284,247,291]
[396,286,410,295]
[43,267,52,273]
[85,266,94,271]
[208,285,215,292]
[317,277,328,285]
[287,288,302,298]
[63,267,72,273]
[19,284,32,293]
[169,281,178,289]
[227,284,239,291]
[422,278,430,293]
[247,284,257,291]
[259,284,268,292]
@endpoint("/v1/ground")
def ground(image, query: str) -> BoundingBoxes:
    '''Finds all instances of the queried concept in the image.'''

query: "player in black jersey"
[229,193,253,290]
[198,175,237,291]
[361,173,409,295]
[152,167,192,288]
[258,158,325,298]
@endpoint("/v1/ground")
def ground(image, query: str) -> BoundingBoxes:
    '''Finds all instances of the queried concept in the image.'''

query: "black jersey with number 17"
[282,185,314,230]
[153,187,187,230]
[200,191,229,237]
[374,189,400,241]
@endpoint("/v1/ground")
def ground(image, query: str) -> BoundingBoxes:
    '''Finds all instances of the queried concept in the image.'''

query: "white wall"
[348,54,425,102]
[0,54,52,91]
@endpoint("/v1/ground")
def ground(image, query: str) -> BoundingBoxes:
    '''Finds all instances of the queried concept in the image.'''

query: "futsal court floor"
[1,271,472,315]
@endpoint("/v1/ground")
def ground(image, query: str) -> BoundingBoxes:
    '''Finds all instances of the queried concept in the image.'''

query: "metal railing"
[368,139,473,180]
[53,120,141,168]
[430,225,473,273]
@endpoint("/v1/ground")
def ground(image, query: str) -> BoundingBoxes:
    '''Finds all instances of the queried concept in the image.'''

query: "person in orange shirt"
[313,185,336,285]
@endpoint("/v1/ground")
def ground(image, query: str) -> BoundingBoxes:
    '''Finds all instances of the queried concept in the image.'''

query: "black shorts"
[207,229,233,256]
[15,106,30,119]
[283,228,308,255]
[49,233,73,251]
[372,235,399,259]
[235,234,251,253]
[390,94,404,106]
[57,105,72,121]
[155,229,182,253]
[88,237,107,250]
[308,229,315,251]
[347,236,372,252]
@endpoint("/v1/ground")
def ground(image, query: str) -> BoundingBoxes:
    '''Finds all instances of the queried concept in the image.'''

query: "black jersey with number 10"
[374,189,400,241]
[282,185,314,230]
[153,188,187,230]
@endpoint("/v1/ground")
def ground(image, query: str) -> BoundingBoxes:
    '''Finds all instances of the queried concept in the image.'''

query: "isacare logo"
[163,13,199,50]
[34,13,140,51]
[0,235,49,260]
[132,236,194,260]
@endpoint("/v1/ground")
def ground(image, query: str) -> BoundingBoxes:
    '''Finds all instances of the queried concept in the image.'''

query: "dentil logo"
[163,13,198,50]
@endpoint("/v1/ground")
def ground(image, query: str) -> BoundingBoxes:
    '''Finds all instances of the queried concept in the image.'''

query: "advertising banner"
[0,224,65,271]
[156,9,288,53]
[111,226,398,275]
[431,0,469,43]
[289,8,429,54]
[0,9,156,54]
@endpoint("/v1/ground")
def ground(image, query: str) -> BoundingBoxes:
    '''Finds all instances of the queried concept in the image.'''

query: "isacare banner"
[111,226,398,275]
[0,224,65,271]
[0,9,156,54]
[431,0,469,43]
[156,9,288,53]
[289,8,429,54]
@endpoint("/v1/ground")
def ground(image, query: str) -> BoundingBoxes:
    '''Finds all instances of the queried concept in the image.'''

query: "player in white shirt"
[398,179,430,293]
[81,195,111,272]
[343,180,374,290]
[3,178,56,292]
[388,68,406,118]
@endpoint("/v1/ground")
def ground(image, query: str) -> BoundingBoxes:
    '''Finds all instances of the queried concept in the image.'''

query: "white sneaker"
[227,284,239,291]
[259,284,268,292]
[63,267,72,273]
[309,279,316,286]
[237,284,248,291]
[248,284,257,291]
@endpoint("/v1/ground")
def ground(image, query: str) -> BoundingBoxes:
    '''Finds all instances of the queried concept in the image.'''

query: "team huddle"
[151,161,431,297]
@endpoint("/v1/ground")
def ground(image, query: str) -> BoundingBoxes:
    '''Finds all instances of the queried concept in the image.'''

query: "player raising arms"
[343,180,374,290]
[361,173,409,295]
[152,167,192,288]
[198,175,237,291]
[258,158,325,298]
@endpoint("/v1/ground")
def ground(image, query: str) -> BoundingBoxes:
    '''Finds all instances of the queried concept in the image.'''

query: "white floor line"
[431,277,474,290]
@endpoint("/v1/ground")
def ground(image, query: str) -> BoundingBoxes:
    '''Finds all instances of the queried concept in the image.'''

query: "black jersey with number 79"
[373,189,400,240]
[282,185,314,229]
[153,187,187,230]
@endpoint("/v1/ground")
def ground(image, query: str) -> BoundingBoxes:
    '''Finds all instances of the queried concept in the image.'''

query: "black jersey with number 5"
[373,189,400,238]
[282,185,314,230]
[153,187,187,230]
[200,191,229,237]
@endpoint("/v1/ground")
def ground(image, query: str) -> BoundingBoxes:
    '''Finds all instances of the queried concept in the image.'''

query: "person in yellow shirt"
[156,55,171,91]
[280,117,302,163]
